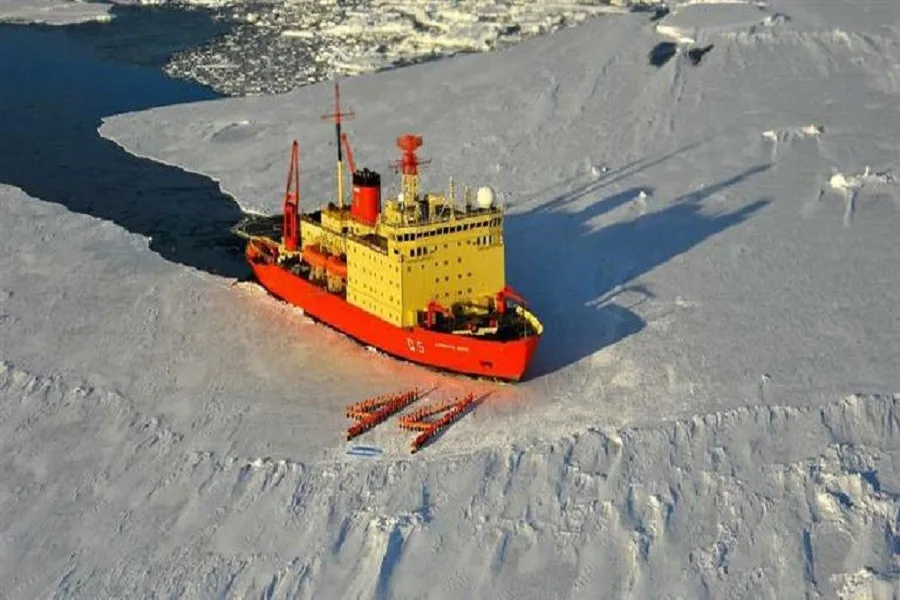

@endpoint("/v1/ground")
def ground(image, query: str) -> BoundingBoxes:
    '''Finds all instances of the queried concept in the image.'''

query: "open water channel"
[0,4,251,279]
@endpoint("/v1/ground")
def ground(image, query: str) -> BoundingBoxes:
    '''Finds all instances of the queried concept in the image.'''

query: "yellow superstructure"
[294,163,507,329]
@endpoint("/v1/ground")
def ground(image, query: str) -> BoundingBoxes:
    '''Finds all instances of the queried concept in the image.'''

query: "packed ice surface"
[155,0,639,95]
[1,186,898,597]
[5,0,900,597]
[3,185,900,598]
[0,0,113,25]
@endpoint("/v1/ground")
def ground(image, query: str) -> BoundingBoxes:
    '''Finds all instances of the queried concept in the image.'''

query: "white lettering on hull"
[434,342,471,353]
[406,338,425,354]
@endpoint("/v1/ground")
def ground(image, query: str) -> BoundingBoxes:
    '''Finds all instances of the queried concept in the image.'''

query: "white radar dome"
[476,186,495,209]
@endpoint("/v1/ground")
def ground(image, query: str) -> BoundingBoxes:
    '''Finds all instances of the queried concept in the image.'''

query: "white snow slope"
[0,0,113,25]
[3,0,900,598]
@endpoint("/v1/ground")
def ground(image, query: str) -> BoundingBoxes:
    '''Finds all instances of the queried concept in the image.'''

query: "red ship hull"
[249,259,541,381]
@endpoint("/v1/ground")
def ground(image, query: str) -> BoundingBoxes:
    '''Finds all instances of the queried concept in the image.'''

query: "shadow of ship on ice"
[506,163,771,378]
[0,10,250,281]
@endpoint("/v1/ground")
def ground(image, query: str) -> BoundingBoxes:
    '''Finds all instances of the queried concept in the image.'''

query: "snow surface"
[4,177,900,599]
[0,0,113,25]
[160,0,637,95]
[2,184,899,597]
[4,0,900,596]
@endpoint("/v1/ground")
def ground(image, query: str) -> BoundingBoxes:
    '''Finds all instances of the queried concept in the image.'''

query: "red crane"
[282,140,300,252]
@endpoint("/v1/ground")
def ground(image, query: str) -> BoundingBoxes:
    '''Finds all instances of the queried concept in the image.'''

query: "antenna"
[321,81,355,209]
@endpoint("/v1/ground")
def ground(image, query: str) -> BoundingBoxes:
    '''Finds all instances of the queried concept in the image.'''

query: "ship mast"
[394,134,430,223]
[397,134,422,203]
[321,81,354,209]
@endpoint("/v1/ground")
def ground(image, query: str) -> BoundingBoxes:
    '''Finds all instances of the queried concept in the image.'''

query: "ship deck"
[234,211,389,254]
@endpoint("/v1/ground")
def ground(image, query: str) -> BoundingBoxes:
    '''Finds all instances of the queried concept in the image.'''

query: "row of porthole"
[352,273,397,286]
[349,280,397,304]
[349,292,399,317]
[434,273,473,283]
[431,289,473,299]
[347,275,399,287]
[402,235,500,257]
[405,256,467,272]
[351,246,400,273]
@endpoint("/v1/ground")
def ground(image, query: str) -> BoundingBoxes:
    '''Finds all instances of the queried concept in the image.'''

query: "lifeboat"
[302,244,328,270]
[326,255,348,279]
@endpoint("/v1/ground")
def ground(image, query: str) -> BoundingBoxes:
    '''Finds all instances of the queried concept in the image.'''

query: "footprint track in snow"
[824,166,897,227]
[761,123,824,161]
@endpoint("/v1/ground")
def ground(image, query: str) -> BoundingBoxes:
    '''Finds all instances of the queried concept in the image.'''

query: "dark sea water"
[0,4,251,279]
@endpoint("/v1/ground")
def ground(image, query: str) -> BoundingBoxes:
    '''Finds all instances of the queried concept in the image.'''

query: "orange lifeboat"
[302,244,328,270]
[326,255,348,279]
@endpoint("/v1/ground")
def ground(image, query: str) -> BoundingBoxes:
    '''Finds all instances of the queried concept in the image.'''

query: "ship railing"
[390,206,503,229]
